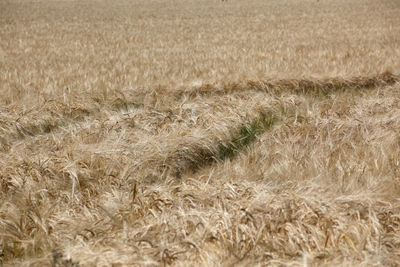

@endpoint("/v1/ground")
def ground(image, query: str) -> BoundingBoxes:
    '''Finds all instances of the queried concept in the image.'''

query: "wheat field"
[1,0,400,266]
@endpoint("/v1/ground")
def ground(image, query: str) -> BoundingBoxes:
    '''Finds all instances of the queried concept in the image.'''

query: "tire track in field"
[157,111,279,178]
[144,71,399,99]
[0,106,91,151]
[1,72,398,153]
[134,72,399,178]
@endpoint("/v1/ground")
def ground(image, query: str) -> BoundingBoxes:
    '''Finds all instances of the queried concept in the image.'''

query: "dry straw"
[1,0,400,266]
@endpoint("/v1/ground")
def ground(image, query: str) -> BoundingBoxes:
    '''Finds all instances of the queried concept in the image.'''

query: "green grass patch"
[217,111,277,161]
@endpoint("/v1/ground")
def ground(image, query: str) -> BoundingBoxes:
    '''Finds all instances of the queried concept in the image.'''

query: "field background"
[1,0,400,266]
